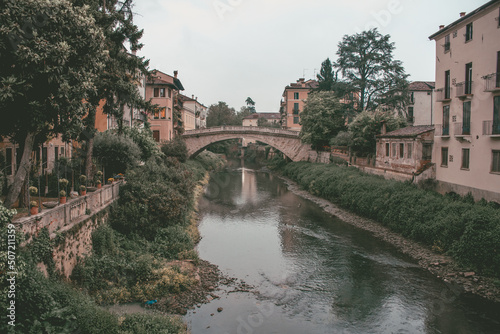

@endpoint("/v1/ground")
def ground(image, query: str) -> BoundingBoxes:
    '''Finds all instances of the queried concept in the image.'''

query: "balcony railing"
[435,87,451,102]
[454,122,471,136]
[483,120,500,136]
[483,73,500,92]
[133,112,147,122]
[455,81,474,98]
[434,124,450,137]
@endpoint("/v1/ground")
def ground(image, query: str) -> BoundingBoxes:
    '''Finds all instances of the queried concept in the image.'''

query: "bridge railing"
[183,126,300,137]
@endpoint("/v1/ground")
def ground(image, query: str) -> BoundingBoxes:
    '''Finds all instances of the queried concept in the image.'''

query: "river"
[184,162,500,334]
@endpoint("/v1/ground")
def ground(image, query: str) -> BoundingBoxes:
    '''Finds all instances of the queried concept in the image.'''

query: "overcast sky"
[133,0,486,112]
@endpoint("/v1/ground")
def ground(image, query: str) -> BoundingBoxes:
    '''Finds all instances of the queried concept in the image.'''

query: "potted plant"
[80,185,86,196]
[59,190,67,204]
[30,201,39,215]
[29,186,38,196]
[79,174,87,184]
[108,177,114,184]
[59,178,69,189]
[96,180,102,189]
[95,171,103,188]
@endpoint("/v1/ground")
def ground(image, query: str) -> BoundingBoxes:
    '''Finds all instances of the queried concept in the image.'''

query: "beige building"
[145,70,184,142]
[406,81,435,126]
[180,94,207,130]
[429,0,500,202]
[279,78,318,131]
[242,113,281,127]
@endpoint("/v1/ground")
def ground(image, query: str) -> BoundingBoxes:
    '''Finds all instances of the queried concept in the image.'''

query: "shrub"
[93,131,142,176]
[161,138,188,163]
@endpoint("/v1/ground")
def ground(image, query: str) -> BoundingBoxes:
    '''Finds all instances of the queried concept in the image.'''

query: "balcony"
[455,81,474,99]
[454,122,472,137]
[435,124,450,137]
[435,87,451,102]
[133,111,147,122]
[483,120,500,136]
[483,73,500,92]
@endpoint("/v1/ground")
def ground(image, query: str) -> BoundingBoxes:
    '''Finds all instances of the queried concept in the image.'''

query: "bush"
[283,162,500,277]
[93,131,142,176]
[161,138,188,163]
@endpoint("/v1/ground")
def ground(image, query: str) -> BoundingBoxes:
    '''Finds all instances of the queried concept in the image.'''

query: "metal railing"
[453,122,471,136]
[455,81,474,97]
[435,87,451,101]
[483,73,500,92]
[434,124,450,137]
[483,120,500,136]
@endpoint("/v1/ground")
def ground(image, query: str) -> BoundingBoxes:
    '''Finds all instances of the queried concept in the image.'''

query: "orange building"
[145,70,184,142]
[279,78,318,131]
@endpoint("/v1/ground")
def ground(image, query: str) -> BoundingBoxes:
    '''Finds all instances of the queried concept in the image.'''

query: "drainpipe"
[431,89,434,125]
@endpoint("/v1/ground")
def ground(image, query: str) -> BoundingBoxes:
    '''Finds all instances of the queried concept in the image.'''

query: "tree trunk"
[18,177,28,209]
[4,132,36,208]
[85,136,94,182]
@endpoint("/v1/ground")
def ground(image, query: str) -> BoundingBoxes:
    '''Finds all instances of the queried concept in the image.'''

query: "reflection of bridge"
[182,126,311,161]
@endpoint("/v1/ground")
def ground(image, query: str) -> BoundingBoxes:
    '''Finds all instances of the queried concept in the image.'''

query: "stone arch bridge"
[181,126,311,161]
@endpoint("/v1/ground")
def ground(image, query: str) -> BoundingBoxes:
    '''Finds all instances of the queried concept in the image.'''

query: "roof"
[409,81,435,91]
[428,0,500,40]
[243,112,281,120]
[285,79,319,90]
[147,70,184,90]
[377,125,435,138]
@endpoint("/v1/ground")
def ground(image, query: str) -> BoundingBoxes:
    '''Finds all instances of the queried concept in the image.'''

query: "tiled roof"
[286,80,319,90]
[243,113,280,120]
[409,81,435,91]
[377,125,435,138]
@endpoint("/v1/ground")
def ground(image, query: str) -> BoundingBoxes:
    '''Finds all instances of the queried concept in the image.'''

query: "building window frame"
[444,34,450,52]
[293,103,299,115]
[443,105,450,136]
[461,148,470,170]
[391,143,397,158]
[463,101,471,135]
[465,22,473,42]
[159,88,166,98]
[294,92,299,99]
[154,87,159,98]
[407,143,413,159]
[492,150,500,173]
[422,143,433,161]
[293,116,299,124]
[441,147,448,167]
[160,107,166,119]
[399,143,404,159]
[385,143,390,157]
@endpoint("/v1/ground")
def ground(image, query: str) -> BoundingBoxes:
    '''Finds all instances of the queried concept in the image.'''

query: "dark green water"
[185,163,500,334]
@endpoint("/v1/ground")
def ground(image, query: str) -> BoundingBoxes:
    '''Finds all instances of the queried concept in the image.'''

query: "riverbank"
[273,169,500,304]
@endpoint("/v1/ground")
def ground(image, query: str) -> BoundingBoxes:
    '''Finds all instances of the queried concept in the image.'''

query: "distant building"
[145,70,184,142]
[429,0,500,202]
[279,78,318,131]
[242,112,281,127]
[180,94,207,130]
[406,81,435,126]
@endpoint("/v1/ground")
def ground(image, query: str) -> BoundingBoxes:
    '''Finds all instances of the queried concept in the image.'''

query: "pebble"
[217,307,223,312]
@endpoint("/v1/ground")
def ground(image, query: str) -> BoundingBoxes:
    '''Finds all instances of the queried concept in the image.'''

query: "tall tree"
[0,0,106,208]
[299,92,348,150]
[316,58,335,91]
[245,97,256,113]
[206,102,238,127]
[334,28,409,112]
[71,0,150,180]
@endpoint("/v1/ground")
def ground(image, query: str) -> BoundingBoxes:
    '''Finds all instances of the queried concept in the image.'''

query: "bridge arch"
[181,126,311,162]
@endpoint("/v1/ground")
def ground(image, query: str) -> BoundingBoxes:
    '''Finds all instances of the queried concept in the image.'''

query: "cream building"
[429,0,500,202]
[406,81,435,126]
[180,95,207,130]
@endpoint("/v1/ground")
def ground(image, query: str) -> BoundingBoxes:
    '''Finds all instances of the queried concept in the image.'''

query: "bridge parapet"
[183,126,300,138]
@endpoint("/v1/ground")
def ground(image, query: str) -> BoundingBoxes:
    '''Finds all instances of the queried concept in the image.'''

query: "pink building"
[279,78,318,131]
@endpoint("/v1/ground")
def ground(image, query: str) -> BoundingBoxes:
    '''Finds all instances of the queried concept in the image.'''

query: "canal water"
[185,163,500,334]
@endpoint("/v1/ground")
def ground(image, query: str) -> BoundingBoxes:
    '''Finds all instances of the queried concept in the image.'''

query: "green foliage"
[119,313,186,334]
[300,91,348,149]
[334,28,410,112]
[283,162,500,277]
[330,131,353,147]
[206,101,239,127]
[347,109,407,155]
[123,125,161,161]
[316,58,335,91]
[93,130,142,176]
[161,138,188,163]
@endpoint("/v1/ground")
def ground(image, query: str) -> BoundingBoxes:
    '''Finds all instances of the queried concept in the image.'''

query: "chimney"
[439,25,445,29]
[381,121,387,135]
[195,97,198,101]
[298,78,305,82]
[460,12,466,17]
[192,94,195,99]
[174,70,178,78]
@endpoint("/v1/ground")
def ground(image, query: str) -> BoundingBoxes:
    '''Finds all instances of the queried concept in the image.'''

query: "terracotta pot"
[60,197,66,204]
[80,190,86,196]
[97,183,102,189]
[30,206,38,215]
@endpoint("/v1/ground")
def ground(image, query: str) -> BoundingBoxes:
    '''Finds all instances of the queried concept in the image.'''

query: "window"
[441,147,448,167]
[293,103,299,114]
[385,143,390,157]
[293,116,299,124]
[496,51,500,88]
[465,62,472,94]
[153,130,160,142]
[153,109,160,119]
[392,143,397,157]
[461,148,470,169]
[494,96,500,135]
[410,92,414,104]
[407,143,412,159]
[444,34,450,52]
[154,88,159,97]
[407,107,414,123]
[294,92,299,99]
[54,147,59,163]
[159,88,166,98]
[61,147,65,157]
[442,105,450,135]
[168,88,172,98]
[465,22,473,42]
[160,107,166,119]
[399,143,404,159]
[422,143,433,160]
[463,101,471,135]
[444,70,451,99]
[5,148,12,175]
[492,150,500,173]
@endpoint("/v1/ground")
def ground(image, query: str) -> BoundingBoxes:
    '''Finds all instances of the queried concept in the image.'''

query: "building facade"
[279,78,318,131]
[145,70,184,142]
[242,112,281,127]
[406,81,435,126]
[429,0,500,202]
[180,94,207,131]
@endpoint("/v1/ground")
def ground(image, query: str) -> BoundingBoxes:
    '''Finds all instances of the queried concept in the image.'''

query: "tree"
[0,0,107,208]
[316,58,335,91]
[334,28,409,112]
[245,97,256,113]
[71,0,150,180]
[93,131,141,177]
[345,109,407,155]
[236,106,253,125]
[299,92,348,150]
[206,102,238,127]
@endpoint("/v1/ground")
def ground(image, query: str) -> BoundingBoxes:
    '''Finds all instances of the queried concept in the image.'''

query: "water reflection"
[186,165,500,334]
